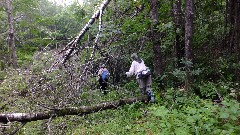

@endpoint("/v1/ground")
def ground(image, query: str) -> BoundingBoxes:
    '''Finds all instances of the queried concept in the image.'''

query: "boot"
[147,90,155,103]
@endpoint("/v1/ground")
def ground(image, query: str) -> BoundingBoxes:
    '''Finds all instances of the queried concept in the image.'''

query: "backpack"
[138,69,151,78]
[101,70,109,80]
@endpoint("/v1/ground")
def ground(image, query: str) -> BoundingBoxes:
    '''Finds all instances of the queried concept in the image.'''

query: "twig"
[47,116,53,135]
[9,122,27,135]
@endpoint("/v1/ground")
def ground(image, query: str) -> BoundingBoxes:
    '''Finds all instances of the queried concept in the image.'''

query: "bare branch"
[9,122,27,135]
[53,0,111,67]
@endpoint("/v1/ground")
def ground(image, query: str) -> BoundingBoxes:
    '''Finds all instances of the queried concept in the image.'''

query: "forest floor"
[0,87,239,135]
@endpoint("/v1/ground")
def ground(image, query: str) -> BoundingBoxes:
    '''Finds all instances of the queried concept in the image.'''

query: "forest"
[0,0,239,134]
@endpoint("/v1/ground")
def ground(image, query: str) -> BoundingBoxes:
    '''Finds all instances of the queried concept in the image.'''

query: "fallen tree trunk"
[0,95,148,123]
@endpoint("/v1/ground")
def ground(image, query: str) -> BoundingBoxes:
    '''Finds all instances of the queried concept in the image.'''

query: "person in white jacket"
[126,53,154,102]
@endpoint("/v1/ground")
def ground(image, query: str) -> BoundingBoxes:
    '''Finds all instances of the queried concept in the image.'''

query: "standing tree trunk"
[5,0,18,68]
[235,1,240,82]
[226,0,240,81]
[173,0,185,68]
[150,0,163,77]
[184,0,194,92]
[172,0,185,88]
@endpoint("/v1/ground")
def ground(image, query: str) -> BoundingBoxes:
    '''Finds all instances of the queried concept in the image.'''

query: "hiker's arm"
[126,62,135,77]
[98,69,102,76]
[106,69,110,75]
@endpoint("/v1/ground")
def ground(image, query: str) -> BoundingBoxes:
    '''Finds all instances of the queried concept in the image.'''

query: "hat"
[131,53,138,60]
[131,53,142,63]
[100,64,105,68]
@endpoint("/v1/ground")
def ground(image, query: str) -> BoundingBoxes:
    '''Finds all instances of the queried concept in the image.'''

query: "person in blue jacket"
[98,64,109,94]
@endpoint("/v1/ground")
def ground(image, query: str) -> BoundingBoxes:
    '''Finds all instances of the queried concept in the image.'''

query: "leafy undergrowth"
[72,99,239,135]
[14,96,239,135]
[0,68,239,135]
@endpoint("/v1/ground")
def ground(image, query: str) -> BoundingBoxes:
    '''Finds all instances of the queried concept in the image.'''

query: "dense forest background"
[0,0,239,134]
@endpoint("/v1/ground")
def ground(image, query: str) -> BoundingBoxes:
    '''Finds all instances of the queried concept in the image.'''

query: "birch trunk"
[59,0,111,64]
[0,96,148,123]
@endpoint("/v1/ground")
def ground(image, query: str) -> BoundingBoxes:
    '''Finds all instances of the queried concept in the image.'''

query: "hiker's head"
[131,53,142,63]
[100,64,105,68]
[131,53,138,60]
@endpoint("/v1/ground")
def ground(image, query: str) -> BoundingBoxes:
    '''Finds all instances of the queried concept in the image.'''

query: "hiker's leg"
[146,75,152,92]
[137,78,146,95]
[146,75,155,102]
[102,79,108,94]
[99,78,104,91]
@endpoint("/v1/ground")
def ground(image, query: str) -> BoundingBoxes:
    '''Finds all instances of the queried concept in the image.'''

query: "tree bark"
[0,95,148,123]
[150,0,163,76]
[225,0,240,81]
[235,1,240,81]
[5,0,18,68]
[184,0,194,92]
[172,0,185,88]
[173,0,185,68]
[234,1,240,82]
[230,0,240,81]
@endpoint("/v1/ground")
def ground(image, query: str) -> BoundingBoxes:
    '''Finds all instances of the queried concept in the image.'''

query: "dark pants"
[99,77,108,94]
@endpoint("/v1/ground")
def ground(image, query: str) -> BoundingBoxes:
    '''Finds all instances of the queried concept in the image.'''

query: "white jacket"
[126,60,147,79]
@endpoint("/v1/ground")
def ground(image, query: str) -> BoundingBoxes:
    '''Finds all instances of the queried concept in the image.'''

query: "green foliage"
[17,96,238,135]
[17,45,38,67]
[69,4,86,22]
[0,71,5,81]
[123,80,138,91]
[160,59,203,88]
[215,57,237,81]
[31,51,54,73]
[0,69,28,95]
[19,121,45,135]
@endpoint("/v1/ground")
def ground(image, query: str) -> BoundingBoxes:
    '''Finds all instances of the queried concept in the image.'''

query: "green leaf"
[219,112,229,119]
[152,106,169,117]
[175,128,189,135]
[230,106,238,114]
[186,117,195,123]
[160,123,166,127]
[229,115,237,121]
